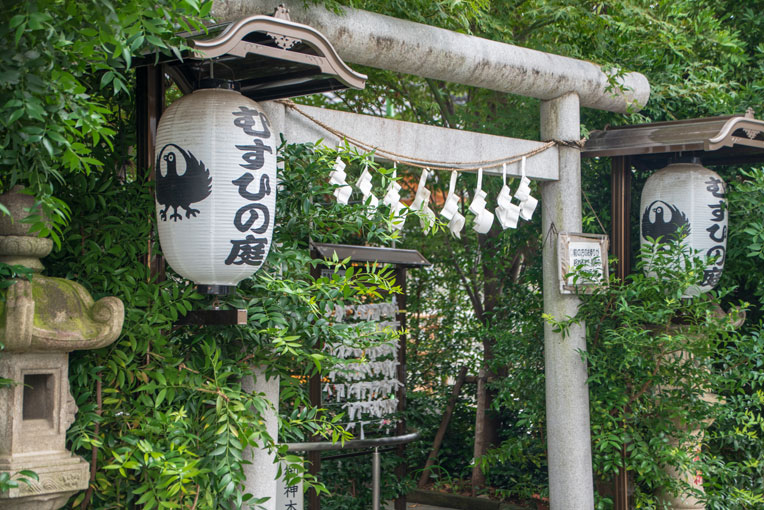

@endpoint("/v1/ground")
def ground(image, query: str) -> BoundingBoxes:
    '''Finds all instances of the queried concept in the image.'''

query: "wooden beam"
[174,309,247,326]
[394,266,408,510]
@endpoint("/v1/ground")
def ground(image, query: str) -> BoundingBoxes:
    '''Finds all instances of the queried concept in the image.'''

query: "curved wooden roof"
[583,109,764,169]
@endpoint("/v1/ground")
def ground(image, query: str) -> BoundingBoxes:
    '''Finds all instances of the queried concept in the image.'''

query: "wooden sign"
[558,232,609,294]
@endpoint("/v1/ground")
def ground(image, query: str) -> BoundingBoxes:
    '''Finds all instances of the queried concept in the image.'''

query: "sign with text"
[558,232,609,294]
[276,462,304,510]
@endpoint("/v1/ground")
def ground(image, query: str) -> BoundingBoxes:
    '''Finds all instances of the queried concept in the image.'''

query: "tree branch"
[425,78,455,128]
[444,234,485,321]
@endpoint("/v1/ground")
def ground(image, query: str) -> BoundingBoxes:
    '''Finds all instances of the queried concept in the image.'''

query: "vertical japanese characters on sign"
[702,176,726,288]
[154,88,277,291]
[227,106,274,267]
[639,163,728,296]
[276,463,304,510]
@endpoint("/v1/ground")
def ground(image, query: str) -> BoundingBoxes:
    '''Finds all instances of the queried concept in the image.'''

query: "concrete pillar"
[241,366,280,510]
[239,100,285,509]
[540,92,594,510]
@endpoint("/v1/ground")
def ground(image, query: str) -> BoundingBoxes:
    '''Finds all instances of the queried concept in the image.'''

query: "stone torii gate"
[211,2,651,509]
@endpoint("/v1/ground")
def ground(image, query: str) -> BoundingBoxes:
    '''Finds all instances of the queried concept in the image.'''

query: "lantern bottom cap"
[196,284,236,296]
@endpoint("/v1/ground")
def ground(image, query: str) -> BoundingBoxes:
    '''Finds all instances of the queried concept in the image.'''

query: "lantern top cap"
[138,7,366,101]
[196,78,241,91]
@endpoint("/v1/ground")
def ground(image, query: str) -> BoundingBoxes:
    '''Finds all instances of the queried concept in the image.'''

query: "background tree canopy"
[1,0,764,509]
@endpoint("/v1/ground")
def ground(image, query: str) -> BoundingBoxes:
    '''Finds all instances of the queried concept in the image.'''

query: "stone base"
[0,491,76,510]
[0,451,89,509]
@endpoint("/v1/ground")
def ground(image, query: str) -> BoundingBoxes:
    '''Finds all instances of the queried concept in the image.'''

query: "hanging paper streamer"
[411,169,436,233]
[382,163,407,231]
[440,171,465,238]
[468,167,494,234]
[329,157,352,204]
[520,194,538,220]
[356,165,379,215]
[496,162,521,230]
[514,157,538,221]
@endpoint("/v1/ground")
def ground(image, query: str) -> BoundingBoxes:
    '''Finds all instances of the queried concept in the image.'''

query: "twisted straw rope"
[277,100,585,172]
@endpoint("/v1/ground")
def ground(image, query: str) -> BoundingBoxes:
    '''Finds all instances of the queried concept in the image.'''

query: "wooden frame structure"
[583,108,764,510]
[309,242,430,510]
[137,1,653,508]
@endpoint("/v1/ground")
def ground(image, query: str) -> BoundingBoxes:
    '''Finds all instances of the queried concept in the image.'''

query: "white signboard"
[276,463,303,510]
[558,232,609,294]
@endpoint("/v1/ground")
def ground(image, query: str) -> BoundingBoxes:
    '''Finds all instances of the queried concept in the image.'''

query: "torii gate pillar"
[540,92,594,510]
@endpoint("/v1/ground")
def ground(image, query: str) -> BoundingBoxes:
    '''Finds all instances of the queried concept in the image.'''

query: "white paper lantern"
[154,83,277,295]
[640,162,727,295]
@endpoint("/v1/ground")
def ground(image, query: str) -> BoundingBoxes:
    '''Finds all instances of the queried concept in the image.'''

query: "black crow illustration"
[155,144,212,221]
[641,200,690,241]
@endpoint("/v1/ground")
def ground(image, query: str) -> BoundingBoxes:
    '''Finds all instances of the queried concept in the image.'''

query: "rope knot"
[546,138,587,149]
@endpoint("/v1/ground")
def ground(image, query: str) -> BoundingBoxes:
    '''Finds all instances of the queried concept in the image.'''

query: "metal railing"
[284,431,419,510]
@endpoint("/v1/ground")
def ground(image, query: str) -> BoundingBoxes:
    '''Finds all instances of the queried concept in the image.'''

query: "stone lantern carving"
[0,187,124,510]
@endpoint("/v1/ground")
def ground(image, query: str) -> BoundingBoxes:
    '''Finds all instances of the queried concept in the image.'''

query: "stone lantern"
[0,187,124,510]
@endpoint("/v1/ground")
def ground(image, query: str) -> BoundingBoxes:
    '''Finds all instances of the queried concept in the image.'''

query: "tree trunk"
[419,366,469,488]
[471,368,487,494]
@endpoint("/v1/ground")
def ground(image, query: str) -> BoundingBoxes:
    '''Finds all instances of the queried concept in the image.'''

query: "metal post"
[372,447,381,510]
[540,92,595,510]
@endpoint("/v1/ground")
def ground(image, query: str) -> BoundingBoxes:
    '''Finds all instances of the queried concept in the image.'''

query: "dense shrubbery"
[39,141,404,509]
[560,241,763,509]
[4,0,764,508]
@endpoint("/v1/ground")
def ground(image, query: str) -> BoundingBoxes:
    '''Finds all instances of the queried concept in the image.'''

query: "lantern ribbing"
[155,88,277,293]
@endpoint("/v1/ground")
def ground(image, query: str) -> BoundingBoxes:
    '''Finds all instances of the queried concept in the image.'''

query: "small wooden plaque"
[175,309,248,326]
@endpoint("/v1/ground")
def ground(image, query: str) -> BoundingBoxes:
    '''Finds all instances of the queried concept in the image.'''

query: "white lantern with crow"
[639,161,727,296]
[154,80,276,295]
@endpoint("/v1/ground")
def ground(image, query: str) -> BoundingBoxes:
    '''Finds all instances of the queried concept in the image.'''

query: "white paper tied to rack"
[468,167,494,234]
[382,163,407,231]
[441,170,466,238]
[411,169,437,233]
[514,157,538,221]
[329,157,352,204]
[496,162,521,230]
[356,165,379,214]
[343,399,399,421]
[328,359,399,381]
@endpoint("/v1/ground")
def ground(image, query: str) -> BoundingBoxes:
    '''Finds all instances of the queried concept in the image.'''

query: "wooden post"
[611,156,632,281]
[394,266,408,510]
[135,64,166,280]
[135,64,164,181]
[471,368,487,495]
[307,371,322,510]
[308,262,322,510]
[610,156,632,510]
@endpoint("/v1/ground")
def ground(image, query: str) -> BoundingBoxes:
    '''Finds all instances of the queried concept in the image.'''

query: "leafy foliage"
[27,140,403,509]
[4,0,764,507]
[549,241,763,509]
[0,0,212,245]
